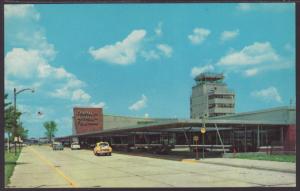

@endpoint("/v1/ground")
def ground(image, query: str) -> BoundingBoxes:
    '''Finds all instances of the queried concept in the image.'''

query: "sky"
[4,3,295,138]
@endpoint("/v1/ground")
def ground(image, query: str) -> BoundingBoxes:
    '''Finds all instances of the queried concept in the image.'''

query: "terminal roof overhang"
[57,118,289,139]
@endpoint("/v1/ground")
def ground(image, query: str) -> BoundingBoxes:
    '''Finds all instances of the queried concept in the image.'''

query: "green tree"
[43,121,58,142]
[5,94,11,107]
[4,94,15,141]
[5,93,29,141]
[17,122,29,140]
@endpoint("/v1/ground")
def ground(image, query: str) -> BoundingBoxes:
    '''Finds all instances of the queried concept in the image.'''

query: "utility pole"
[13,88,35,156]
[13,88,17,156]
[201,115,206,159]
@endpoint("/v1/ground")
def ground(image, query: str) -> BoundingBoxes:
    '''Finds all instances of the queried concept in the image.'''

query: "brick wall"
[284,125,296,152]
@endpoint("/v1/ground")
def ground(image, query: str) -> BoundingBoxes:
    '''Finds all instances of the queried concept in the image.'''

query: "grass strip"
[231,153,296,163]
[5,148,22,186]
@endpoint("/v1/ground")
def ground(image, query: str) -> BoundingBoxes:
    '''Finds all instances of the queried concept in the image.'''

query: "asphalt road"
[7,145,296,188]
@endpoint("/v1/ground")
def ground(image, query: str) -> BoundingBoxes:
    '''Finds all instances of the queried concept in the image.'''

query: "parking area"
[7,145,296,188]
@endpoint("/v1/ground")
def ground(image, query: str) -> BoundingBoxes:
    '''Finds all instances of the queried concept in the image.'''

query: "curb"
[181,159,295,174]
[198,160,296,174]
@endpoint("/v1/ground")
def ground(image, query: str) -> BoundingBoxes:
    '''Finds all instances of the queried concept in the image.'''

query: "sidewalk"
[182,158,296,173]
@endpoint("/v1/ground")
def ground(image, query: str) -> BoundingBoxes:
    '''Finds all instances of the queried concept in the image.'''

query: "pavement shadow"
[114,151,192,161]
[114,150,223,161]
[5,161,29,165]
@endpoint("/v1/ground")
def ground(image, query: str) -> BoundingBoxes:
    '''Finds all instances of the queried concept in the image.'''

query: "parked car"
[93,142,112,156]
[52,142,64,150]
[63,142,70,147]
[71,142,81,150]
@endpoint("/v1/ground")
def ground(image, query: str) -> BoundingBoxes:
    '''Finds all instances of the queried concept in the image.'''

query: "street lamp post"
[201,114,207,160]
[13,88,34,156]
[202,118,205,159]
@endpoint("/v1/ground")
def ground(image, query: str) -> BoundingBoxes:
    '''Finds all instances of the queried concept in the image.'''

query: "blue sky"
[4,3,295,138]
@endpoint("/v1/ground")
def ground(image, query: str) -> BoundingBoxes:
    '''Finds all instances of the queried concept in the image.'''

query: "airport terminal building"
[56,73,296,154]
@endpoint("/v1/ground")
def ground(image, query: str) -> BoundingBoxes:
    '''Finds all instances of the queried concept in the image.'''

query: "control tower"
[190,72,235,119]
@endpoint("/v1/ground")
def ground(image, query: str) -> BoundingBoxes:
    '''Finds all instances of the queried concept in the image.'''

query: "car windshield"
[99,143,109,147]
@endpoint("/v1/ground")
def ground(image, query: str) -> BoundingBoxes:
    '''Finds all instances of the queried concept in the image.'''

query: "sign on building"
[73,107,103,134]
[193,136,199,141]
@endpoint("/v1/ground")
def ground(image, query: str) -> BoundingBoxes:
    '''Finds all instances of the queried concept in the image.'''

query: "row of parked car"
[52,142,81,150]
[52,141,113,156]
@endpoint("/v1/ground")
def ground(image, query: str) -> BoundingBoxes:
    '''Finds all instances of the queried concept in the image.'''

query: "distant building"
[190,72,235,118]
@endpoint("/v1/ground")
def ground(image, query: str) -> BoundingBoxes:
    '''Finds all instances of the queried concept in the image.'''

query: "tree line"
[5,93,58,143]
[4,93,28,141]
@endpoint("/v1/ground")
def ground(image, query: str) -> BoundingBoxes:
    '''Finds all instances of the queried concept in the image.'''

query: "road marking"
[181,159,199,164]
[28,147,78,187]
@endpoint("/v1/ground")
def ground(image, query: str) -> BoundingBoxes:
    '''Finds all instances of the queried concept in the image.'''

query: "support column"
[257,125,260,147]
[244,125,247,152]
[215,123,226,154]
[281,126,284,147]
[183,128,190,146]
[232,128,234,148]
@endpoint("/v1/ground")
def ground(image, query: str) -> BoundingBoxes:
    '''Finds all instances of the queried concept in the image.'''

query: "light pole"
[202,117,205,159]
[201,114,207,160]
[13,88,35,156]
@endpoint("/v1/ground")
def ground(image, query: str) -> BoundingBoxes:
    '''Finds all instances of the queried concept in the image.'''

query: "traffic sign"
[200,127,206,134]
[193,136,199,141]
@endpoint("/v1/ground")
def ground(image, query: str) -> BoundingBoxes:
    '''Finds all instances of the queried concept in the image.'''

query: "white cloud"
[73,101,106,109]
[155,22,163,36]
[65,77,85,88]
[71,89,91,102]
[188,28,210,45]
[50,87,70,99]
[236,3,252,11]
[5,48,66,80]
[89,102,106,108]
[220,29,239,42]
[216,42,292,77]
[141,50,160,61]
[129,94,147,111]
[5,48,90,102]
[144,113,149,118]
[4,4,40,20]
[251,87,282,103]
[5,48,44,78]
[244,68,259,77]
[157,44,172,57]
[140,43,173,61]
[191,65,214,78]
[53,67,73,79]
[16,31,56,59]
[217,42,279,66]
[89,30,146,65]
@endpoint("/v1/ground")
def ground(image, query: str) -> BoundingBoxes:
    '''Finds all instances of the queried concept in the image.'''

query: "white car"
[71,142,80,150]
